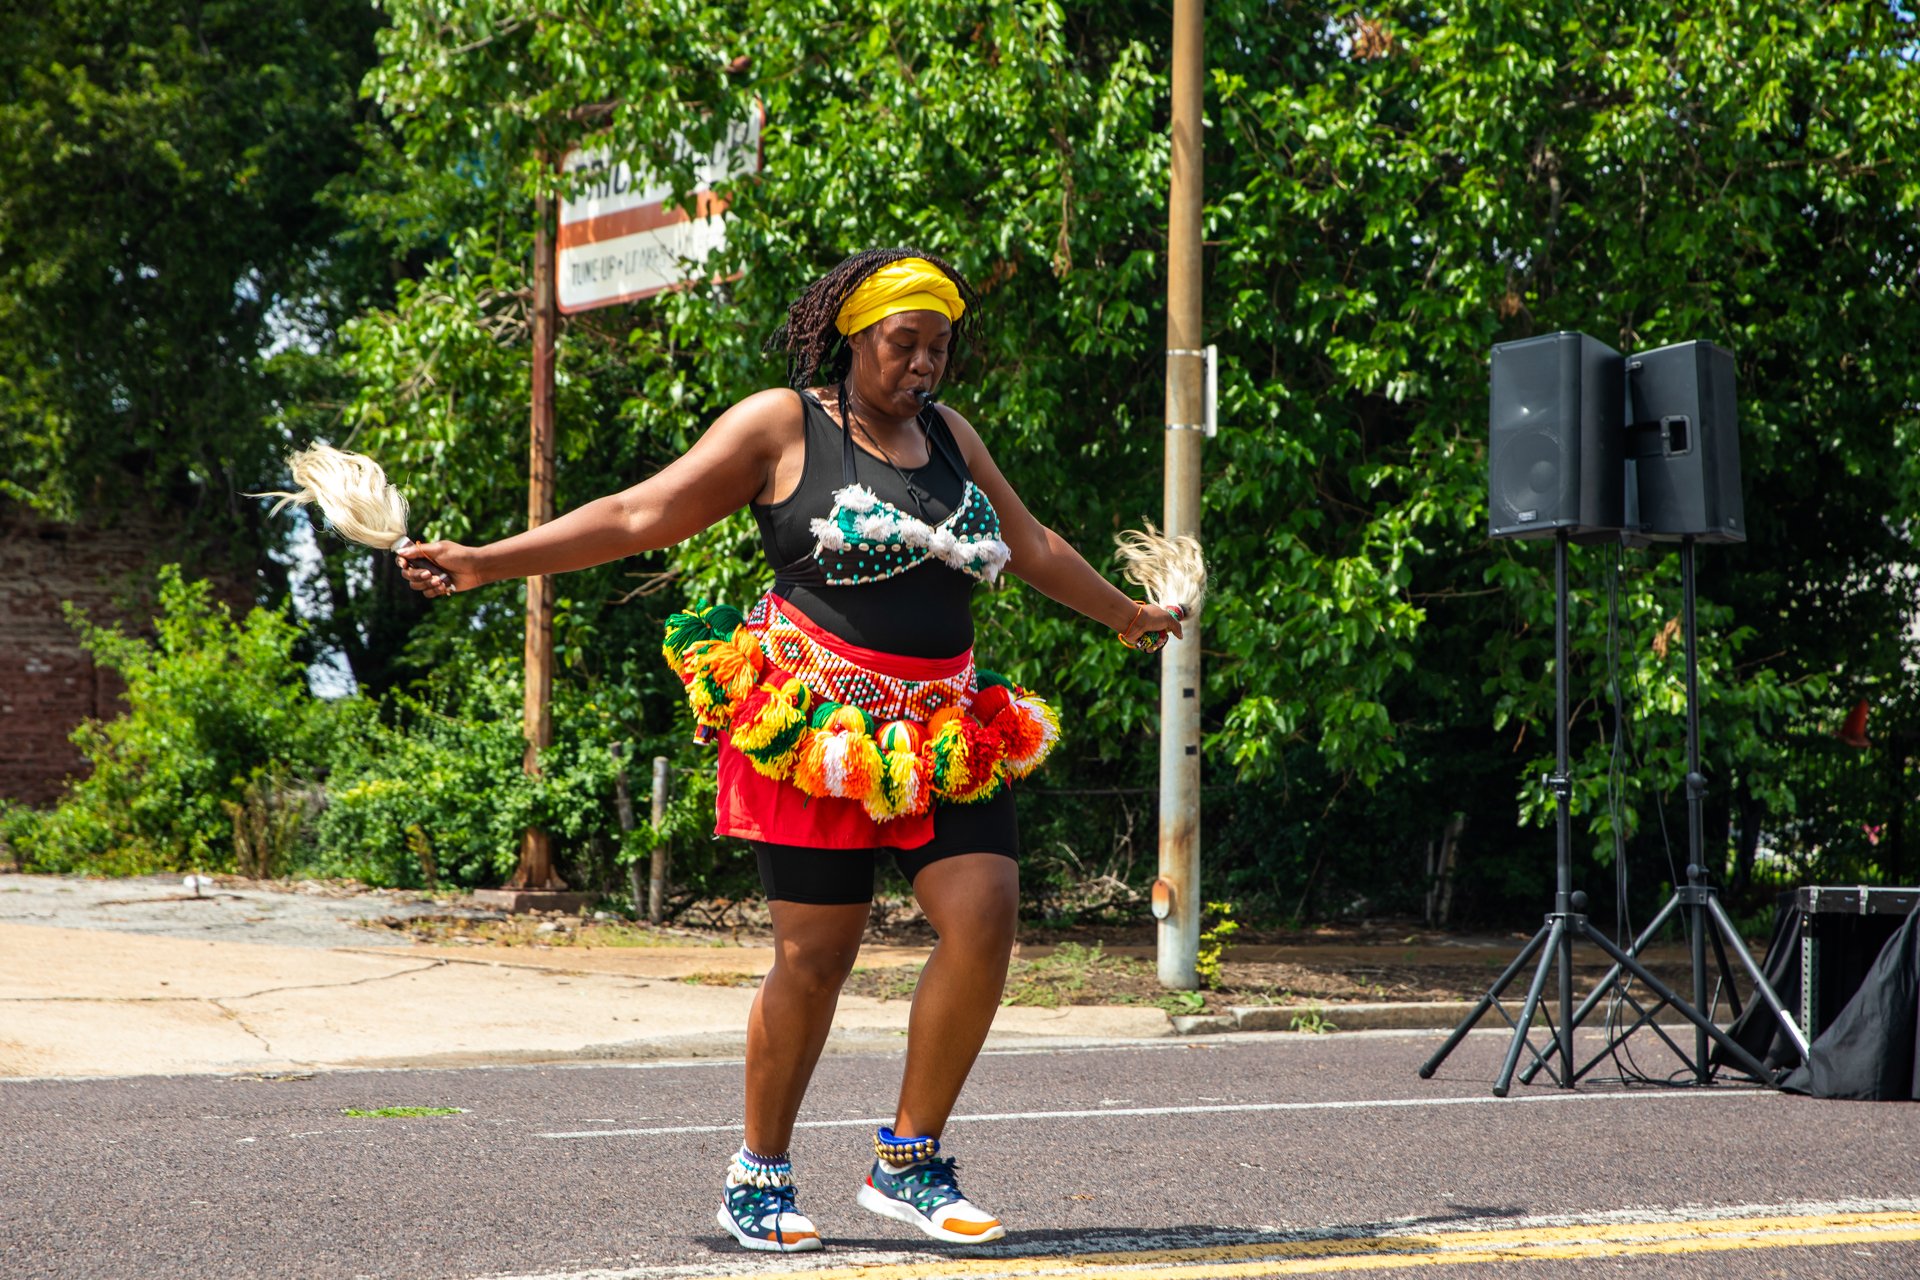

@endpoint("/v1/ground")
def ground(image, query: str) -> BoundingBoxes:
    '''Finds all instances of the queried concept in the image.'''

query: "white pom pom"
[809,518,848,552]
[835,484,880,513]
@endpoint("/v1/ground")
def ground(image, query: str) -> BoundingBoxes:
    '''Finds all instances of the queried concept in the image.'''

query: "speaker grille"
[1487,332,1625,539]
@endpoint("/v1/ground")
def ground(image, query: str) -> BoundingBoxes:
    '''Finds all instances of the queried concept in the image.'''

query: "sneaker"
[856,1156,1006,1243]
[717,1179,823,1253]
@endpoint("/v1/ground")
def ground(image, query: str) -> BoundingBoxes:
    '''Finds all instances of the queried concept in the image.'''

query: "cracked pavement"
[0,874,1171,1079]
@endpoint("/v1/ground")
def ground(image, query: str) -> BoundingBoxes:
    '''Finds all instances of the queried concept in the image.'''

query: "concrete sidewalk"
[0,872,1514,1079]
[0,925,1176,1080]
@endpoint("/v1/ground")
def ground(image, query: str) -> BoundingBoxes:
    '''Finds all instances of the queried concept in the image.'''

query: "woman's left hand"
[1121,603,1185,652]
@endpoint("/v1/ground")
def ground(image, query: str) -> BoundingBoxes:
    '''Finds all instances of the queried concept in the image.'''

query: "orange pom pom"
[683,627,765,726]
[997,690,1061,778]
[923,708,1004,804]
[792,702,883,801]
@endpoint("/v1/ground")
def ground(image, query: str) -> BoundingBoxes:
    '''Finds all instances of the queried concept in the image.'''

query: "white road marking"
[537,1084,1769,1139]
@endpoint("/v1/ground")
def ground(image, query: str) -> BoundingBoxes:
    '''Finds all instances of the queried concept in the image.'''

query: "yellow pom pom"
[731,677,813,779]
[683,628,765,726]
[865,719,930,821]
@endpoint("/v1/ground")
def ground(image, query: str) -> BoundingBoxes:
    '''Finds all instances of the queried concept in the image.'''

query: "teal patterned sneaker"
[716,1148,822,1253]
[857,1154,1005,1243]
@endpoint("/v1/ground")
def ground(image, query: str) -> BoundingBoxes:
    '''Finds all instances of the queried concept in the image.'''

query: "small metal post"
[647,755,670,924]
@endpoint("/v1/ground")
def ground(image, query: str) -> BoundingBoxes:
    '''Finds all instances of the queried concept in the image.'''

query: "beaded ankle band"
[873,1126,939,1165]
[731,1145,794,1187]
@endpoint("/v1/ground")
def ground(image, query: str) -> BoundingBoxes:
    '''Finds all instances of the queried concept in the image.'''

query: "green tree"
[330,1,1920,918]
[0,0,385,571]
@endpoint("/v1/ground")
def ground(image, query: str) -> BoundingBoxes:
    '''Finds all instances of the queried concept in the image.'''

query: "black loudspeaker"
[1623,340,1745,544]
[1488,332,1626,540]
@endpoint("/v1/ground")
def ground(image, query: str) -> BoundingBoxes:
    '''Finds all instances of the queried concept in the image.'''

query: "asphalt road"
[4,1030,1917,1280]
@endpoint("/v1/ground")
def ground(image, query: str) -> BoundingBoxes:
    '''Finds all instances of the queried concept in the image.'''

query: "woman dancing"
[397,248,1184,1252]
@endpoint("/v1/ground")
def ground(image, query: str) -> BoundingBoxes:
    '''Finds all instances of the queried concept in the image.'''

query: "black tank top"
[751,391,981,658]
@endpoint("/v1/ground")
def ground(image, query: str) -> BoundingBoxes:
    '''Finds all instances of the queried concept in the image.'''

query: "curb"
[1172,1001,1481,1035]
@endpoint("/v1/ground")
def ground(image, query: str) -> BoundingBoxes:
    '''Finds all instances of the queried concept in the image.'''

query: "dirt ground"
[365,893,1712,1018]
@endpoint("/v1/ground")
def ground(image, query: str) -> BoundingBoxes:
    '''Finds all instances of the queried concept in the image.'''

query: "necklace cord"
[839,379,933,519]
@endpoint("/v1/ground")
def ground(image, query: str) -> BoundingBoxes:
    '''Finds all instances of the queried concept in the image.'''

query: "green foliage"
[2,566,332,874]
[0,0,383,538]
[313,665,620,888]
[9,3,1919,921]
[1195,900,1239,991]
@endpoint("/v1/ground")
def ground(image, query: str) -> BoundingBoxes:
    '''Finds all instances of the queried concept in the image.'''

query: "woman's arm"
[397,388,798,597]
[943,408,1184,646]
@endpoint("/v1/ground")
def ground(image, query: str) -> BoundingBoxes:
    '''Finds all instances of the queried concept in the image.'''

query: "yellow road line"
[731,1210,1920,1279]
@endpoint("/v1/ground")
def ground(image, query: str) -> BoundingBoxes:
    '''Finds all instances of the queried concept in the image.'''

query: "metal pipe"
[648,755,670,924]
[1158,0,1205,990]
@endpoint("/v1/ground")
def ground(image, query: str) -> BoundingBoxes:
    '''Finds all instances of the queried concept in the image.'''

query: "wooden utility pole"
[510,167,564,894]
[1158,0,1205,989]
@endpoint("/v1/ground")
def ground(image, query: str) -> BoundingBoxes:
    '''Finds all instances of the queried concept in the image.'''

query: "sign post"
[480,117,761,913]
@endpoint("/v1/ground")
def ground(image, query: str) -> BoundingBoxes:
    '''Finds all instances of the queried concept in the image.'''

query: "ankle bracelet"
[873,1126,938,1164]
[731,1145,794,1187]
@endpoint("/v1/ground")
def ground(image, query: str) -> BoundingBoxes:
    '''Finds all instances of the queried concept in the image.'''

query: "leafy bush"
[2,566,334,875]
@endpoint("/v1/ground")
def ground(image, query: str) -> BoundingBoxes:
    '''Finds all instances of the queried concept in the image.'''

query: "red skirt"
[712,596,971,850]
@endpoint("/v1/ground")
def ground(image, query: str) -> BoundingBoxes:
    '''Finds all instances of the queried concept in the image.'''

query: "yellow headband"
[834,258,966,336]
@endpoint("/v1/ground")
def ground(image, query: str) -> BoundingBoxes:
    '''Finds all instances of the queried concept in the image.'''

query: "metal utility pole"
[513,169,562,894]
[1158,0,1205,990]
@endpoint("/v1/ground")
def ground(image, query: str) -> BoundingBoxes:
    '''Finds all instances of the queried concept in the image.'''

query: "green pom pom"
[662,600,747,661]
[975,669,1013,690]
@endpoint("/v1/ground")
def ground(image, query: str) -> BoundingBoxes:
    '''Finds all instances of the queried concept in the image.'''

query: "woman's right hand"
[396,541,479,600]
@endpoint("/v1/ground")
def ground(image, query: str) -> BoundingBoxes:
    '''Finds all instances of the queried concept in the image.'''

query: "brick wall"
[0,509,190,806]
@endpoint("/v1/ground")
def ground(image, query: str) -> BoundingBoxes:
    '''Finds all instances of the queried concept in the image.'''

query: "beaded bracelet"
[1121,602,1187,653]
[873,1126,940,1164]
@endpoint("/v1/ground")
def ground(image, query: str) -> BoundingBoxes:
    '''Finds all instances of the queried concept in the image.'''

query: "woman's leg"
[892,851,1020,1138]
[744,898,872,1155]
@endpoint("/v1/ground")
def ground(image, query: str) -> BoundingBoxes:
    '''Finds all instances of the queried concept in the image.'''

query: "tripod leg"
[1519,895,1683,1086]
[1495,916,1567,1097]
[1706,893,1809,1062]
[1419,921,1552,1080]
[1708,916,1744,1021]
[1575,917,1777,1084]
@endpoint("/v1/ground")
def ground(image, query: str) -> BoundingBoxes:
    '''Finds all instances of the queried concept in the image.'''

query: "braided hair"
[771,247,979,390]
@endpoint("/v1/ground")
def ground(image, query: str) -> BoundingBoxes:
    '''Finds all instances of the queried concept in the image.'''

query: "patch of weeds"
[1001,941,1142,1008]
[341,1106,466,1118]
[1196,901,1239,990]
[1289,1005,1337,1034]
[679,970,762,988]
[850,964,922,1001]
[1155,990,1207,1016]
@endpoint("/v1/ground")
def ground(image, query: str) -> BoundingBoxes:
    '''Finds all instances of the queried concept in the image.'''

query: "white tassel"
[253,444,413,552]
[1115,522,1208,620]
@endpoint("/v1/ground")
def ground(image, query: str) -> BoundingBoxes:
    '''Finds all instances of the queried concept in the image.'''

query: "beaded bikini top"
[801,389,1011,587]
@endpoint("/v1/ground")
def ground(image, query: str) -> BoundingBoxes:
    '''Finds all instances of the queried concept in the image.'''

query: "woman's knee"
[916,856,1019,946]
[770,938,862,996]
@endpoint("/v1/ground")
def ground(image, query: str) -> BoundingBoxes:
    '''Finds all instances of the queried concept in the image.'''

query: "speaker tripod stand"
[1418,533,1799,1095]
[1515,537,1809,1086]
